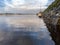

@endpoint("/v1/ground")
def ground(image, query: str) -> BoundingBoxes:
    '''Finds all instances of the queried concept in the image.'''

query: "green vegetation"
[44,0,60,12]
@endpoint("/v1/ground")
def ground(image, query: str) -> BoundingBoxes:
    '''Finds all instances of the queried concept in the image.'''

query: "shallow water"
[0,15,55,45]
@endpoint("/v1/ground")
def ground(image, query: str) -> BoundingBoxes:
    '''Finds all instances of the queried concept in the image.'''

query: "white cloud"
[5,0,48,9]
[12,0,25,6]
[0,0,50,13]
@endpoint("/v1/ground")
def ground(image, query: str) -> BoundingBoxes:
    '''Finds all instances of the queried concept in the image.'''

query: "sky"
[0,0,54,14]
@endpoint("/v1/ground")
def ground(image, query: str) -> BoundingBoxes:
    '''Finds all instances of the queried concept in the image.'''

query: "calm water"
[0,15,55,45]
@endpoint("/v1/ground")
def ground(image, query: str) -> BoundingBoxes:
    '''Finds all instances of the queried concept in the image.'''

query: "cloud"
[5,0,48,7]
[0,0,54,13]
[5,0,48,10]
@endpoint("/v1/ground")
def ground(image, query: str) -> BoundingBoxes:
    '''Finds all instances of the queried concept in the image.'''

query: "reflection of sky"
[0,15,55,45]
[0,0,54,13]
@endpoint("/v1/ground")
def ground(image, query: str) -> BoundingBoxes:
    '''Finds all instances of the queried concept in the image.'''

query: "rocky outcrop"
[42,0,60,45]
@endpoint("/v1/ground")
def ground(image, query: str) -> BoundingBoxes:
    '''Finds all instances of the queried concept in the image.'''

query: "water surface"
[0,15,55,45]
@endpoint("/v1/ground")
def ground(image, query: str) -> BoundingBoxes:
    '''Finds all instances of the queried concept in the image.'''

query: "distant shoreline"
[0,13,36,15]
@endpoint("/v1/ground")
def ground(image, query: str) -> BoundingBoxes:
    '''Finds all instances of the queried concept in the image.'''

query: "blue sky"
[0,0,54,13]
[0,0,5,7]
